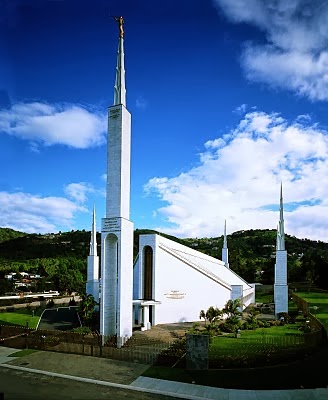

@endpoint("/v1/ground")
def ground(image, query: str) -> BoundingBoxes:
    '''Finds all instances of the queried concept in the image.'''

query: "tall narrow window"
[143,246,153,300]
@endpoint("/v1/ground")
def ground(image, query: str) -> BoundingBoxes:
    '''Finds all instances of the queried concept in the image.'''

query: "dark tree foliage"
[0,227,328,291]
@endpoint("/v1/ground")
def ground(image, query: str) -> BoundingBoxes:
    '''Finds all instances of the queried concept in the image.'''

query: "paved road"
[0,368,179,400]
[38,307,80,331]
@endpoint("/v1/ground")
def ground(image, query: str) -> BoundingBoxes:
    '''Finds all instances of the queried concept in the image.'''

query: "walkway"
[131,376,327,399]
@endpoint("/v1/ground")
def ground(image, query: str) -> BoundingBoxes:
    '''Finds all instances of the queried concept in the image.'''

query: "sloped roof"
[157,235,251,290]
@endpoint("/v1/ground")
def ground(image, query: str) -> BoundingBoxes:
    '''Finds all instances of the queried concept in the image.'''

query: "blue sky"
[1,0,328,241]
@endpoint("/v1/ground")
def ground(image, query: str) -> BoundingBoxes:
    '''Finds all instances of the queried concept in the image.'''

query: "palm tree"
[199,306,222,325]
[223,299,243,318]
[79,294,97,325]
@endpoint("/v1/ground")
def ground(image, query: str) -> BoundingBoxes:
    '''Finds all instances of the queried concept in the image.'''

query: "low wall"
[0,296,81,312]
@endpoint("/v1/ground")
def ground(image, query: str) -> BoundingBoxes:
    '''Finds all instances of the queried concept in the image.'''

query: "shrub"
[72,326,92,334]
[242,323,249,330]
[220,321,241,333]
[257,320,264,328]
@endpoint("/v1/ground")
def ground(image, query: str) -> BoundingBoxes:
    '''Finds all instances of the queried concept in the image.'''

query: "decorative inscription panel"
[164,290,186,300]
[102,217,121,233]
[109,107,121,119]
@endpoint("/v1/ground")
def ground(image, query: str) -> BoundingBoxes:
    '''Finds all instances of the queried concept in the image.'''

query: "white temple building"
[91,18,297,344]
[132,232,255,329]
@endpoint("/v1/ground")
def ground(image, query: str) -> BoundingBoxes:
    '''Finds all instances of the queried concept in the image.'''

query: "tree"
[79,294,97,326]
[223,299,243,320]
[221,299,243,333]
[0,279,14,295]
[199,306,222,325]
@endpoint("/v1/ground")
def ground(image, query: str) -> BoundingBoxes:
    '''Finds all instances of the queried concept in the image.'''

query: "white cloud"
[0,191,87,233]
[64,181,106,204]
[233,104,247,114]
[0,102,107,148]
[214,0,328,101]
[145,111,328,241]
[64,182,95,204]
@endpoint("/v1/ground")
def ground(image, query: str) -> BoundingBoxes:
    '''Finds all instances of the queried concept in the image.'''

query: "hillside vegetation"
[0,227,327,294]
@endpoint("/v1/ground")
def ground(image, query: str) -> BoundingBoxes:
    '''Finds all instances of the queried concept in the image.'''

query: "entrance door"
[143,246,153,300]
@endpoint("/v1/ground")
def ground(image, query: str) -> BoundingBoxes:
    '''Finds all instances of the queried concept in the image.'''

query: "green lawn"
[208,323,307,368]
[296,291,328,331]
[10,349,38,357]
[0,308,41,329]
[255,292,273,303]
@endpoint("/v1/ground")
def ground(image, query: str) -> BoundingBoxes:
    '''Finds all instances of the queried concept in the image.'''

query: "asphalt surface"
[38,307,80,331]
[0,368,179,400]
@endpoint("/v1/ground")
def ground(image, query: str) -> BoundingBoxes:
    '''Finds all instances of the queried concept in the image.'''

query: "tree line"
[0,227,328,296]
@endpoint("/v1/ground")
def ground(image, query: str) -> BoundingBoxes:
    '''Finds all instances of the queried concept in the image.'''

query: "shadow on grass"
[0,320,25,327]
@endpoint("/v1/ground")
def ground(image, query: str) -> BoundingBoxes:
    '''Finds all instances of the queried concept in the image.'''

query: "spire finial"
[114,16,124,38]
[113,16,126,107]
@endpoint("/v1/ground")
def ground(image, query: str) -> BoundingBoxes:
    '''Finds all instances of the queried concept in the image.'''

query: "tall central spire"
[100,16,134,344]
[113,16,126,107]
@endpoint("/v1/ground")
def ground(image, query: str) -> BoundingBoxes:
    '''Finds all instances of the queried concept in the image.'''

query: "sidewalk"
[0,347,327,400]
[131,376,328,399]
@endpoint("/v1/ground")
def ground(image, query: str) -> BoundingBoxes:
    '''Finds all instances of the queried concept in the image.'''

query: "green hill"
[0,227,327,292]
[0,227,26,244]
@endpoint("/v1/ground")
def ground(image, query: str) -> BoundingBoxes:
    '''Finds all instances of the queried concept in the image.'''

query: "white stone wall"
[106,105,131,219]
[100,217,134,340]
[154,245,232,324]
[133,254,140,300]
[222,248,229,268]
[231,285,243,304]
[274,284,288,315]
[274,250,288,316]
[86,255,99,300]
[133,234,255,326]
[275,250,287,284]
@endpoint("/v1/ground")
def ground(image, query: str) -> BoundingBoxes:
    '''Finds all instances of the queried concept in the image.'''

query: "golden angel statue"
[114,16,124,38]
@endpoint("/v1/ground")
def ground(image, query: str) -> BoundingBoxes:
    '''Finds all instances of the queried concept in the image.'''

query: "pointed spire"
[113,17,126,107]
[89,205,97,256]
[222,219,229,268]
[276,224,280,251]
[279,183,285,251]
[223,219,227,248]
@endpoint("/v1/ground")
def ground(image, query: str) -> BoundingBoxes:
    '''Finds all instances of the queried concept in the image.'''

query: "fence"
[0,325,173,365]
[292,292,327,341]
[208,330,324,368]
